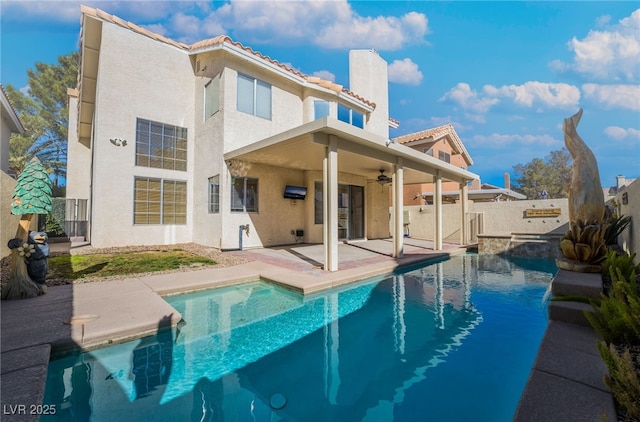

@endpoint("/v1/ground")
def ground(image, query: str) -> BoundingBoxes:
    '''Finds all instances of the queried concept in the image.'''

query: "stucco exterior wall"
[89,23,195,248]
[1,117,10,173]
[349,50,388,138]
[66,94,92,201]
[1,172,20,257]
[401,198,569,242]
[222,163,306,249]
[616,179,640,264]
[221,56,304,153]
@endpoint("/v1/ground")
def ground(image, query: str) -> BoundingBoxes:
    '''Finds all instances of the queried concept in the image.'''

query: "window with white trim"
[204,75,220,120]
[231,177,258,212]
[314,100,330,120]
[337,104,364,128]
[135,119,187,171]
[237,73,271,119]
[208,175,220,213]
[134,177,186,224]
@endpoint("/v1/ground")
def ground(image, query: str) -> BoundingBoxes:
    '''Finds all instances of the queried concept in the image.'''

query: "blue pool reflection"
[43,254,555,421]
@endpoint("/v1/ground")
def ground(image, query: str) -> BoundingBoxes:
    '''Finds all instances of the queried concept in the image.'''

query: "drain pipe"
[239,224,250,250]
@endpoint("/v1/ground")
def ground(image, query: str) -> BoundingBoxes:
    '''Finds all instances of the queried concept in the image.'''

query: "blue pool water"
[42,254,555,421]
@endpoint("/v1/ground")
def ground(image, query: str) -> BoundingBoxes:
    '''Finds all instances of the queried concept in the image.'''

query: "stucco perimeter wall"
[616,178,640,264]
[89,23,195,248]
[1,172,20,257]
[401,198,569,242]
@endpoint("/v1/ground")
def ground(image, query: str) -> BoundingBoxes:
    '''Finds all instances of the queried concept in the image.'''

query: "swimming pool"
[42,254,554,421]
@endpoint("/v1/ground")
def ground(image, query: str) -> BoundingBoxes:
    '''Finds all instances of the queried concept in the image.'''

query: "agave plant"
[560,220,609,264]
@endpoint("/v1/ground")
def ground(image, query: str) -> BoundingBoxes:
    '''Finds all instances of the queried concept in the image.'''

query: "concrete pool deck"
[0,240,616,421]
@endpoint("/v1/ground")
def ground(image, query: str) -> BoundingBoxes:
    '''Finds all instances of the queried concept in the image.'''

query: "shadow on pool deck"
[0,239,462,421]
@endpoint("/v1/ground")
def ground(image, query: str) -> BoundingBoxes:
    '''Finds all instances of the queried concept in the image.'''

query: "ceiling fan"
[377,169,392,185]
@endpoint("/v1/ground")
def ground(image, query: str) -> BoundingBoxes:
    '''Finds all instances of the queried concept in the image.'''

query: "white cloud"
[582,83,640,111]
[388,58,423,85]
[207,1,428,50]
[552,9,640,82]
[311,70,336,82]
[472,133,561,148]
[604,126,640,140]
[439,83,499,114]
[484,82,580,108]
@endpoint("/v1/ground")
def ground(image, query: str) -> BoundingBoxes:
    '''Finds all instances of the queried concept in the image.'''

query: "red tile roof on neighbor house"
[393,123,473,166]
[0,83,25,134]
[80,5,377,110]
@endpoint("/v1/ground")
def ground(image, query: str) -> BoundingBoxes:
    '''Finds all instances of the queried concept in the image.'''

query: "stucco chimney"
[616,175,625,189]
[504,172,511,190]
[349,49,389,138]
[471,178,481,190]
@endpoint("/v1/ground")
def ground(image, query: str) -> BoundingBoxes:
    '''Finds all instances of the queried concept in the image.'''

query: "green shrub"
[597,341,640,420]
[586,267,640,346]
[604,215,631,246]
[602,250,639,284]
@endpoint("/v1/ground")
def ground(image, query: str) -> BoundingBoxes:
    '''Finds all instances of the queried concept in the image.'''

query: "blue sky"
[1,1,638,189]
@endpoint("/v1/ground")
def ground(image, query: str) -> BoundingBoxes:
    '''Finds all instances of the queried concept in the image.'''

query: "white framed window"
[231,177,259,212]
[208,175,220,213]
[204,75,220,120]
[237,73,271,119]
[134,177,186,225]
[314,100,330,120]
[337,104,364,128]
[135,119,187,171]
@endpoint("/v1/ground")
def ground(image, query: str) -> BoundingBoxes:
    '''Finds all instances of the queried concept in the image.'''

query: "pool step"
[548,300,594,327]
[551,270,602,300]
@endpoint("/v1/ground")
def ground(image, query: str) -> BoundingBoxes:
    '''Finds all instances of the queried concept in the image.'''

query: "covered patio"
[225,117,479,271]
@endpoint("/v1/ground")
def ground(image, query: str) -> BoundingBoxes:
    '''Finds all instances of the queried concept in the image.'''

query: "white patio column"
[323,135,339,271]
[393,157,404,258]
[434,170,443,251]
[460,181,469,245]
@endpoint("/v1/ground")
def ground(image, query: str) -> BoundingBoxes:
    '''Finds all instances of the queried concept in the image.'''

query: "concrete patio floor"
[0,239,616,421]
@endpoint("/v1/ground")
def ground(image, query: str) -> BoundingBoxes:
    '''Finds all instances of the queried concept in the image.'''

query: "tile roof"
[394,123,455,144]
[80,5,375,109]
[393,123,473,166]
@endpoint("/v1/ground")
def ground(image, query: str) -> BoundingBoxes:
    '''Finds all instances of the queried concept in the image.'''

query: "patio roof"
[224,118,479,185]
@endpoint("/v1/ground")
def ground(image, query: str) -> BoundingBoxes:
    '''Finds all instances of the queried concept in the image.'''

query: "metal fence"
[65,198,88,238]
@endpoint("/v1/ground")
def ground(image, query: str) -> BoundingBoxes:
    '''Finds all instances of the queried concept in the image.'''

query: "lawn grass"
[48,249,217,280]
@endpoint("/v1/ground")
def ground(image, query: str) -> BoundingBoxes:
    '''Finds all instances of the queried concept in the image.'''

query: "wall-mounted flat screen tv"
[283,185,307,200]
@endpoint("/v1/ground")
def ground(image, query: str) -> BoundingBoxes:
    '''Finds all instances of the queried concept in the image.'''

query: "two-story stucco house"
[66,6,479,271]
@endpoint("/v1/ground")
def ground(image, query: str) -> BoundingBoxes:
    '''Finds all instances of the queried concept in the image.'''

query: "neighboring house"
[1,83,26,257]
[604,175,637,200]
[394,124,474,205]
[67,6,479,270]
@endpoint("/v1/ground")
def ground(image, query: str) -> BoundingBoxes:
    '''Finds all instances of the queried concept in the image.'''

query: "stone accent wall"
[478,234,562,259]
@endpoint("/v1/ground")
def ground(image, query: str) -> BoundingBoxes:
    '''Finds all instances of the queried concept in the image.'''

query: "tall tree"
[6,52,78,194]
[512,148,572,199]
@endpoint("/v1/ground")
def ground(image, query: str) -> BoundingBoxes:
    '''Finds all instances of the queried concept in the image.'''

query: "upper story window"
[231,177,259,212]
[337,104,364,129]
[204,75,220,120]
[136,119,187,171]
[237,73,271,119]
[314,100,330,120]
[439,150,451,163]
